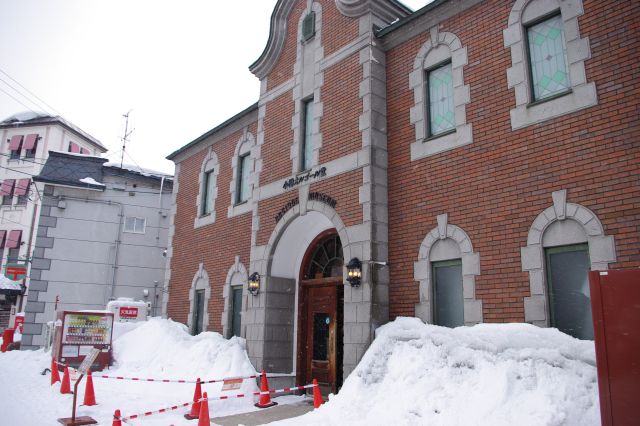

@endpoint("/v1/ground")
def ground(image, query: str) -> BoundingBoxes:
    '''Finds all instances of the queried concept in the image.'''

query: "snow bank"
[273,318,599,426]
[112,317,256,381]
[0,318,260,425]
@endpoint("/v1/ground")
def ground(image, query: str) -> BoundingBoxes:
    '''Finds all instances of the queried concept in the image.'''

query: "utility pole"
[120,110,134,169]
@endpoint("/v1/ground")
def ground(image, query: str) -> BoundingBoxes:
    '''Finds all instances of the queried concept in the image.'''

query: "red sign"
[14,316,24,333]
[5,264,27,281]
[119,307,139,318]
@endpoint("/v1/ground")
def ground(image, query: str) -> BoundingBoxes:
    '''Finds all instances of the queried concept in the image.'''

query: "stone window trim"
[194,148,219,228]
[228,130,256,218]
[521,189,616,326]
[221,256,248,338]
[290,2,323,175]
[409,27,472,161]
[187,263,211,333]
[504,0,597,130]
[414,213,482,325]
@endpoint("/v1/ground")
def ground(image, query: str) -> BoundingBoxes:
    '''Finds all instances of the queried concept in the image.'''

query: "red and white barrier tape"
[118,383,317,422]
[53,360,259,384]
[94,374,258,384]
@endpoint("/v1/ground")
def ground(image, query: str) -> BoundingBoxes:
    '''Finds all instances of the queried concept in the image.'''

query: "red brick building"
[164,0,639,392]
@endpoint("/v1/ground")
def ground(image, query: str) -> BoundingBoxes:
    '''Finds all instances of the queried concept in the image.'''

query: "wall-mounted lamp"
[346,257,362,287]
[248,272,260,295]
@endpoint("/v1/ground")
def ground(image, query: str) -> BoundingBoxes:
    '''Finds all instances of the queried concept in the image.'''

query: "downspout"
[60,195,123,302]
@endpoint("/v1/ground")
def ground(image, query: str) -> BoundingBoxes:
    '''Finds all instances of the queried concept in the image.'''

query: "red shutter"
[8,135,23,151]
[14,179,30,196]
[69,142,80,153]
[0,179,15,196]
[80,148,90,155]
[0,231,6,247]
[23,134,38,150]
[5,230,22,249]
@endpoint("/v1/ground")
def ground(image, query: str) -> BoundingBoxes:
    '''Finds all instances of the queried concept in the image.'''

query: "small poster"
[79,345,94,356]
[61,345,79,358]
[221,378,243,391]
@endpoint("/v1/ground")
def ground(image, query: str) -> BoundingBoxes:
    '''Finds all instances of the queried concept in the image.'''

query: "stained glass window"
[427,62,455,136]
[527,15,571,101]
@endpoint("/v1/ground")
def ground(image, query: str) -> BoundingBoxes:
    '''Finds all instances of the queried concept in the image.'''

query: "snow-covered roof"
[0,111,107,152]
[104,162,173,180]
[0,275,22,291]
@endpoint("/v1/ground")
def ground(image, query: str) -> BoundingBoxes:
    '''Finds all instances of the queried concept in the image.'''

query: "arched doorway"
[297,229,344,394]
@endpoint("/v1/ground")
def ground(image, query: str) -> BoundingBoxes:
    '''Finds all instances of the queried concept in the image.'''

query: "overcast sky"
[0,0,430,175]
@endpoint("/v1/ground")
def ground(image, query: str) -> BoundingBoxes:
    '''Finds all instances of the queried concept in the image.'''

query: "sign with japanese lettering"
[119,307,139,319]
[282,167,327,190]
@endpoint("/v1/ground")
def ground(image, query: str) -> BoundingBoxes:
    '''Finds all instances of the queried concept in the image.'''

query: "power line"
[0,85,41,116]
[0,67,63,116]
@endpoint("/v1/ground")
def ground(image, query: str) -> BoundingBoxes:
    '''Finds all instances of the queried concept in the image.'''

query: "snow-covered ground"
[0,318,275,425]
[0,317,600,426]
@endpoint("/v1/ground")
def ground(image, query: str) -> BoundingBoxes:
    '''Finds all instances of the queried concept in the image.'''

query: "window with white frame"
[426,61,455,137]
[504,0,597,130]
[409,28,472,161]
[228,131,255,217]
[521,190,617,336]
[202,169,216,215]
[236,153,250,204]
[194,148,219,228]
[124,216,146,234]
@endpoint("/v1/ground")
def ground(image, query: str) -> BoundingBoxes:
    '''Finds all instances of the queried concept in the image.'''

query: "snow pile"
[0,318,260,425]
[79,176,105,186]
[112,317,256,380]
[275,317,599,426]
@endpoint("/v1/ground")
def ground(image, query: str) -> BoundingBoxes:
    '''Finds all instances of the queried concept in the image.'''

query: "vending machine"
[52,311,114,371]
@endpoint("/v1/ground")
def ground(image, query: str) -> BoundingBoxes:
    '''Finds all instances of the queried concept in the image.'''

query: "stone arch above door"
[221,256,248,338]
[521,189,616,326]
[187,263,211,333]
[414,213,482,325]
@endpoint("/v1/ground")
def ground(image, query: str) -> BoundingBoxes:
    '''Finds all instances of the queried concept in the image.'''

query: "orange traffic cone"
[312,379,324,408]
[112,409,122,426]
[184,378,202,420]
[197,392,210,426]
[50,358,60,385]
[60,366,72,394]
[255,369,277,408]
[83,369,97,406]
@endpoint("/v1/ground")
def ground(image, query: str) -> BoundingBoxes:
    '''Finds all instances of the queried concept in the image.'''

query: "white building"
[0,112,107,329]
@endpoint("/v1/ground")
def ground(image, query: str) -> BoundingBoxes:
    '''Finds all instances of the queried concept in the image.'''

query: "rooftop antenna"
[119,110,134,169]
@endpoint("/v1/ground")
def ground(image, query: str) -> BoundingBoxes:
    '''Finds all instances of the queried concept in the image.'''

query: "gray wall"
[21,176,171,349]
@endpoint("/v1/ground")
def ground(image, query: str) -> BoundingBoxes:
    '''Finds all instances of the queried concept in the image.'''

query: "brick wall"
[167,123,256,330]
[266,0,360,91]
[386,0,640,321]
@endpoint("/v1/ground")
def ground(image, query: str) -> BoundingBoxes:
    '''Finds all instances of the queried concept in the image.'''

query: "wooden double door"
[297,231,344,394]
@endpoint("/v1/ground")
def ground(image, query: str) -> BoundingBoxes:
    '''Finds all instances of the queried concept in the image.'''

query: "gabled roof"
[0,112,107,152]
[249,0,412,79]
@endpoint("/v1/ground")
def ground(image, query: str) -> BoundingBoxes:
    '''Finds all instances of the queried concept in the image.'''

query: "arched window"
[409,28,472,161]
[188,264,211,335]
[228,130,255,217]
[222,256,248,338]
[522,190,616,339]
[414,214,482,326]
[504,0,597,129]
[194,148,219,228]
